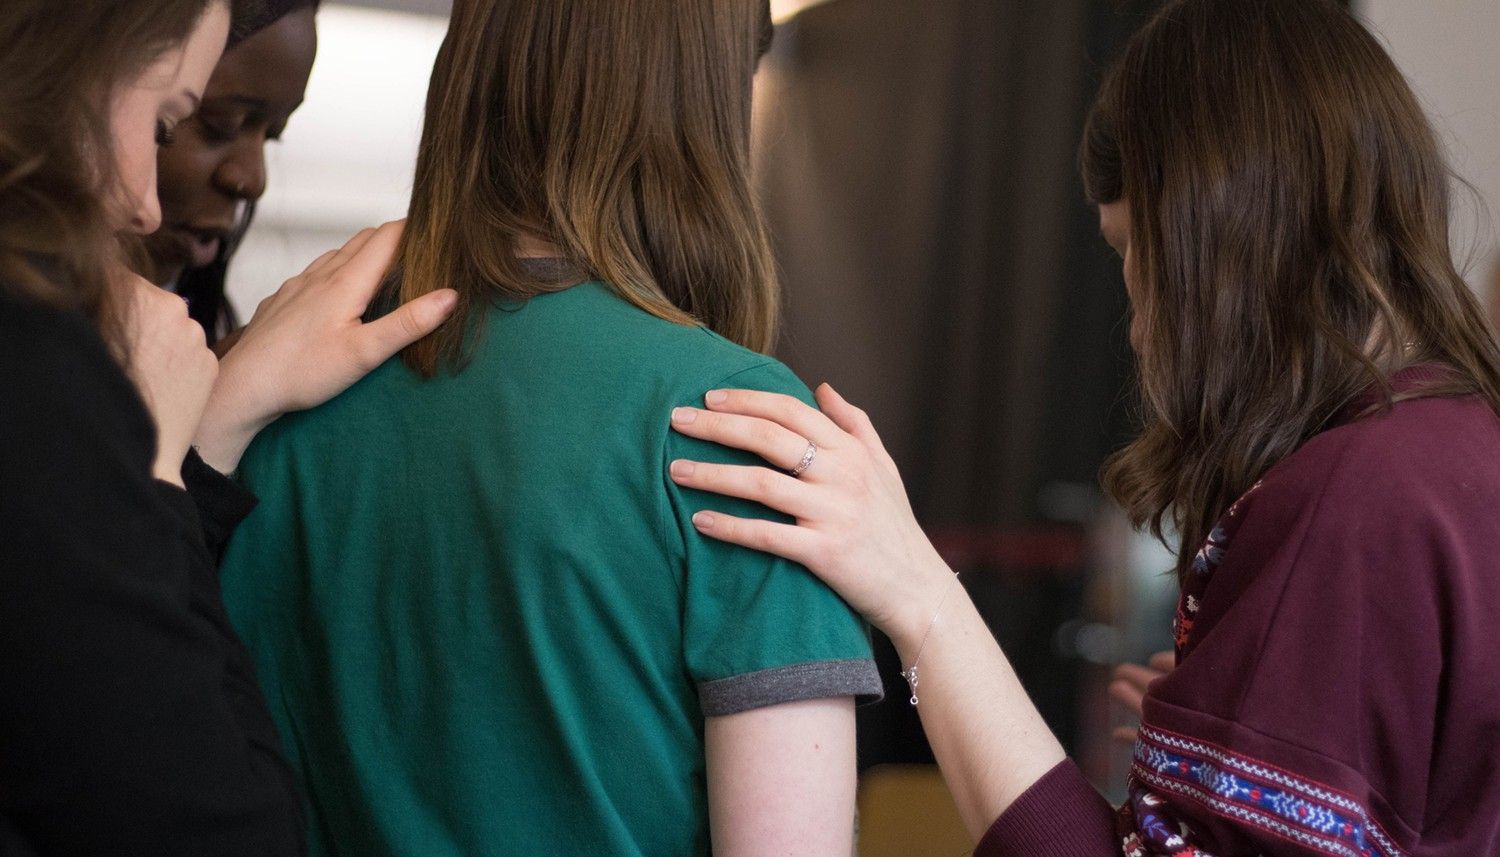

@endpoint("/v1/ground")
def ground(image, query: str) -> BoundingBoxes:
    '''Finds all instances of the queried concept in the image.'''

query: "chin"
[141,242,190,287]
[144,257,187,288]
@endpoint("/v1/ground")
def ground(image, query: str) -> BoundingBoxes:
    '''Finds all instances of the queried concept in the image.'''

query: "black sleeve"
[181,447,258,561]
[0,295,304,856]
[0,814,42,857]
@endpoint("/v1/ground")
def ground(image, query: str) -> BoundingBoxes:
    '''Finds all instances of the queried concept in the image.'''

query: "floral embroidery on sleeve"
[1121,790,1218,856]
[1173,482,1262,656]
[1190,527,1228,575]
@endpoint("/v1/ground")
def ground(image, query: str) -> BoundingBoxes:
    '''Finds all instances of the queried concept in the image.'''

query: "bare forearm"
[889,562,1067,840]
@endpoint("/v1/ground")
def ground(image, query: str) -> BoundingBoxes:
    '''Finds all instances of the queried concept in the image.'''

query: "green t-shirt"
[220,281,881,856]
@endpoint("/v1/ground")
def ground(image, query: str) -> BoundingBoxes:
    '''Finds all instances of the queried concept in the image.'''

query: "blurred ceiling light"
[770,0,836,24]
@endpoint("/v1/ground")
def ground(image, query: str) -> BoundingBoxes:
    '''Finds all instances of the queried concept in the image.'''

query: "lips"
[166,224,230,270]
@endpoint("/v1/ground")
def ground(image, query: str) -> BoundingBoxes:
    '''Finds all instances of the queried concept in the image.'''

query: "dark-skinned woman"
[145,0,320,344]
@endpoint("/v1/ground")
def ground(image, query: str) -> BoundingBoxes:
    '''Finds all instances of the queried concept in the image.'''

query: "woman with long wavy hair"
[668,0,1500,853]
[0,1,453,851]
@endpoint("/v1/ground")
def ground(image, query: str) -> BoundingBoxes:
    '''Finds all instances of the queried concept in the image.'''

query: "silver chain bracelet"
[898,571,961,706]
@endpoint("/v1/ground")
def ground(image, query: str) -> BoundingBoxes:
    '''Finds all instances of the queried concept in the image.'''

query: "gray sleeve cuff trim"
[698,658,885,717]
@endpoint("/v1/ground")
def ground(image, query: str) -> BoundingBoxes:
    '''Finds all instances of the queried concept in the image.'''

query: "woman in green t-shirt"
[219,2,881,855]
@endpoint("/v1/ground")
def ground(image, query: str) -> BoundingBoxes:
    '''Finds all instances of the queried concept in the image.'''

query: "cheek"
[155,141,215,210]
[107,90,162,231]
[117,139,158,205]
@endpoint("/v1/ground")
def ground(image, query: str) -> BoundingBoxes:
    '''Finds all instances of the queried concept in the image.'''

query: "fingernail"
[706,390,728,405]
[670,460,695,478]
[435,289,459,311]
[693,511,715,530]
[671,407,697,425]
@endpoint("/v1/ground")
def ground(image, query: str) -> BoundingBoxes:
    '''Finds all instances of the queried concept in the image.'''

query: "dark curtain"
[755,0,1157,769]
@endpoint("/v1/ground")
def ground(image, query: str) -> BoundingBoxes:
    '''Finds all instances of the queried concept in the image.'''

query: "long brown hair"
[0,0,225,346]
[1082,0,1500,582]
[389,0,780,375]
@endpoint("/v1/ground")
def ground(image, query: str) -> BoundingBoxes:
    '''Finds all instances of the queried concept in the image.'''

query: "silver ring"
[789,442,818,478]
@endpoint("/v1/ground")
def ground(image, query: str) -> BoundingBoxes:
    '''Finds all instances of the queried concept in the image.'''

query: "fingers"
[1111,726,1140,746]
[1109,661,1166,720]
[352,288,458,369]
[127,278,199,340]
[670,407,815,471]
[688,510,819,565]
[1108,677,1147,715]
[321,226,379,276]
[815,383,901,474]
[669,460,822,520]
[815,384,884,450]
[333,220,406,300]
[122,270,162,300]
[702,388,846,448]
[1113,662,1164,693]
[1111,653,1175,744]
[300,247,343,279]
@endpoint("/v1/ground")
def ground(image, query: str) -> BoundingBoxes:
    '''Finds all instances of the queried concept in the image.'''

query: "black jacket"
[0,289,303,856]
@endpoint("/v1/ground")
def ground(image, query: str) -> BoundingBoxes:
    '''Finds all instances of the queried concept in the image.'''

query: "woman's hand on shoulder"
[121,273,219,488]
[669,383,954,648]
[194,221,458,474]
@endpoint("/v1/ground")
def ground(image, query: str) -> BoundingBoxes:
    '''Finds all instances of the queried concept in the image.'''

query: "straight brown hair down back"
[390,0,779,375]
[0,0,225,347]
[1081,0,1500,582]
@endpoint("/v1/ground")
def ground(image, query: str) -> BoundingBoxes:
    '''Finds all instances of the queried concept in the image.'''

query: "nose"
[214,138,269,202]
[128,185,163,235]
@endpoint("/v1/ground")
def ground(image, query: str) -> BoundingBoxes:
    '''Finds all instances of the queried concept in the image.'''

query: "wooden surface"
[858,765,973,857]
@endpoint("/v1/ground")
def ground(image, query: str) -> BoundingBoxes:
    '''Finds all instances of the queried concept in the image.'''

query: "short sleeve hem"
[698,658,883,716]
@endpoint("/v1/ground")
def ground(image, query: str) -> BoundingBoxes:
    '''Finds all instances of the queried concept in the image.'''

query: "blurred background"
[227,1,1499,851]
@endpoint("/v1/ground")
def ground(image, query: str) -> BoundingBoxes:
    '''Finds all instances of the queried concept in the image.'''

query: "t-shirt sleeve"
[663,360,883,717]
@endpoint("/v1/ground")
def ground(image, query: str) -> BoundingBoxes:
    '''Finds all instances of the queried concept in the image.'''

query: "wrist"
[152,457,187,488]
[194,364,275,475]
[888,551,961,662]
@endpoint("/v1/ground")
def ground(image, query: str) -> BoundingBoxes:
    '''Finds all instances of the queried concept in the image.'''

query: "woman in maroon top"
[663,0,1500,853]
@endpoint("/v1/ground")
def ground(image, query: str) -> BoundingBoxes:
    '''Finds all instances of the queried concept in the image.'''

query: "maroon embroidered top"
[978,370,1500,856]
